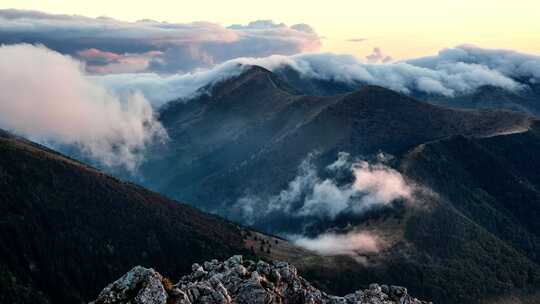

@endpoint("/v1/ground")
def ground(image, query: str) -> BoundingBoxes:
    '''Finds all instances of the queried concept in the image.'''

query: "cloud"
[228,45,538,96]
[0,9,321,73]
[234,152,412,224]
[232,152,416,257]
[352,161,412,207]
[296,153,412,219]
[77,48,163,74]
[90,61,252,107]
[407,44,540,83]
[366,47,393,63]
[81,45,540,111]
[291,230,380,256]
[347,38,368,43]
[0,44,166,170]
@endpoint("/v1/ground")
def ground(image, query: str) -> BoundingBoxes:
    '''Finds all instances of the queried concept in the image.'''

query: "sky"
[2,0,540,60]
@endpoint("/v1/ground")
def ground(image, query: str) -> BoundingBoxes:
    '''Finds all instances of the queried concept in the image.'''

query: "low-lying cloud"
[291,230,380,256]
[233,152,414,257]
[238,45,538,96]
[235,152,412,224]
[91,62,251,107]
[91,45,540,107]
[0,44,166,170]
[0,9,320,73]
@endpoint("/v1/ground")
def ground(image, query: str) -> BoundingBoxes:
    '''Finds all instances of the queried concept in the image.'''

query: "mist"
[89,45,540,108]
[291,230,380,256]
[235,152,413,223]
[0,44,166,170]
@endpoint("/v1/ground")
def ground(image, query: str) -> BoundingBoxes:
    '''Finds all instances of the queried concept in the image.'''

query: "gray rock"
[92,256,432,304]
[90,266,167,304]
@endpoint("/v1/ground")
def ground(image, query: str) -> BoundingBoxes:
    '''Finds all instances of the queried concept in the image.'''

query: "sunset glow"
[3,0,539,60]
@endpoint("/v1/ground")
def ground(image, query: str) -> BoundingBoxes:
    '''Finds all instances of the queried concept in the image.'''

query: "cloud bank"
[91,62,252,107]
[0,44,166,170]
[2,10,537,104]
[239,45,538,96]
[91,45,540,107]
[0,9,320,73]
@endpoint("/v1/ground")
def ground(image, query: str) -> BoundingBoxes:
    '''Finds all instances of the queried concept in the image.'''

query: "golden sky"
[3,0,540,59]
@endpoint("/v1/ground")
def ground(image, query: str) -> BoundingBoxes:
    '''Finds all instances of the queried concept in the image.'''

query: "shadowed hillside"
[0,130,249,303]
[138,66,533,217]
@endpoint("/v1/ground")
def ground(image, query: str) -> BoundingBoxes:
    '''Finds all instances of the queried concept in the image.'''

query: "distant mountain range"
[271,65,540,116]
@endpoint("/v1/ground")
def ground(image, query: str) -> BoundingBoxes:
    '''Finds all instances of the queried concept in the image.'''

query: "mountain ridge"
[141,66,534,213]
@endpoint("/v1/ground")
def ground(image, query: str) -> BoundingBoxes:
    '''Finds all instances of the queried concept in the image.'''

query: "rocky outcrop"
[92,256,431,304]
[91,266,167,304]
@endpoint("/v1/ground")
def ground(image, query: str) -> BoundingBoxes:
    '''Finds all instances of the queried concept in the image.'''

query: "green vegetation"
[0,131,249,303]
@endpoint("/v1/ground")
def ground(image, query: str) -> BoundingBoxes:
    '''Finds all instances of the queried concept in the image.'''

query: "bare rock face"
[92,256,431,304]
[91,266,167,304]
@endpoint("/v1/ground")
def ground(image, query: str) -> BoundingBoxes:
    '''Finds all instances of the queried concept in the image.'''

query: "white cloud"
[0,44,166,170]
[242,47,530,96]
[407,44,540,83]
[234,152,413,223]
[296,155,412,219]
[91,61,251,107]
[179,45,535,97]
[291,230,380,256]
[231,152,415,257]
[93,45,540,107]
[352,161,412,209]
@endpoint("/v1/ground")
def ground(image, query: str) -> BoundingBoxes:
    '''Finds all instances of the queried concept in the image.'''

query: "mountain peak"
[207,64,301,99]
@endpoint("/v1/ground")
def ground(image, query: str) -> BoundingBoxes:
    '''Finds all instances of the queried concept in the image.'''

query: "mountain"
[0,127,431,304]
[272,66,540,116]
[0,129,250,303]
[123,66,540,303]
[269,125,540,304]
[400,121,540,287]
[2,65,539,303]
[413,83,540,117]
[91,255,430,304]
[139,66,533,217]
